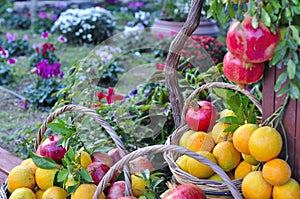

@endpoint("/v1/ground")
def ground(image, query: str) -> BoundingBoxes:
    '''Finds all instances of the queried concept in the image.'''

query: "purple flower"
[51,14,57,21]
[22,34,28,41]
[58,35,67,43]
[41,31,49,39]
[38,11,48,19]
[6,32,18,43]
[35,59,64,79]
[7,57,17,65]
[106,0,117,3]
[128,1,144,10]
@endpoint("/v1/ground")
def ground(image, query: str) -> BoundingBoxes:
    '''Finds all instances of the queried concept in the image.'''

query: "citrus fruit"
[175,155,189,172]
[208,173,223,181]
[211,122,233,143]
[80,151,92,169]
[242,171,273,199]
[131,174,147,197]
[232,123,258,154]
[185,131,215,152]
[9,187,36,199]
[35,168,58,190]
[186,151,217,178]
[234,160,253,179]
[242,153,259,165]
[212,141,241,172]
[273,178,300,199]
[35,189,45,199]
[219,109,236,119]
[21,158,38,175]
[71,184,105,199]
[42,186,68,199]
[248,126,282,162]
[8,165,35,191]
[179,130,195,147]
[262,158,291,186]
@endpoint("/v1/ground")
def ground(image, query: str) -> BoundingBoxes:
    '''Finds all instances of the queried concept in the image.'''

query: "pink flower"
[169,30,177,37]
[7,57,17,65]
[41,31,49,39]
[0,48,8,58]
[58,35,67,43]
[6,32,18,43]
[22,34,28,40]
[38,11,48,19]
[51,14,57,21]
[157,32,164,40]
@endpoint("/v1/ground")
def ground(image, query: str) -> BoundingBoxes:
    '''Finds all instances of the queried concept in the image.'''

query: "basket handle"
[180,82,262,126]
[34,104,132,195]
[93,145,243,199]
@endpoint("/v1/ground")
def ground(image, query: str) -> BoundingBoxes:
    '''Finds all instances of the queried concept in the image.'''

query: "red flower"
[155,62,166,70]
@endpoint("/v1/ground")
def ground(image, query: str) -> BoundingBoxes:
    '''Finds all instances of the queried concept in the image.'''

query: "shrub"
[3,8,31,30]
[32,11,58,34]
[0,64,12,85]
[51,7,115,45]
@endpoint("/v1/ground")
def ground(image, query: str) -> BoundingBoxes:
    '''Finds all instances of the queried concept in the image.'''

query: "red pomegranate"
[162,184,206,199]
[226,14,280,63]
[223,51,265,87]
[36,135,67,163]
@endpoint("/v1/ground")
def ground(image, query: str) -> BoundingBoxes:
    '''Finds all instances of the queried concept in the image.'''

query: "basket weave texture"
[0,104,132,199]
[164,82,262,196]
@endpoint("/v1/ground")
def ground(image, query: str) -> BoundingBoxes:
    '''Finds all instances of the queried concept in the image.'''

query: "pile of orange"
[176,109,300,199]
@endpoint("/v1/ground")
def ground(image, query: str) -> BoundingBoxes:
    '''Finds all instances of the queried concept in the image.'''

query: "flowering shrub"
[1,32,33,58]
[0,45,17,85]
[32,11,58,34]
[51,7,115,44]
[3,8,31,30]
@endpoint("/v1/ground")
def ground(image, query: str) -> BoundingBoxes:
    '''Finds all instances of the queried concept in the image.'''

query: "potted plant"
[151,0,219,37]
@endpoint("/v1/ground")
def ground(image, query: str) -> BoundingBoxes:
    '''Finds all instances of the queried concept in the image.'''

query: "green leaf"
[277,84,289,97]
[65,147,76,162]
[29,150,60,169]
[287,59,296,79]
[261,8,271,27]
[290,25,300,45]
[78,167,93,183]
[217,116,238,124]
[57,169,69,182]
[274,72,287,92]
[252,14,259,29]
[223,124,240,132]
[47,122,73,135]
[290,80,300,100]
[67,184,80,195]
[271,46,288,65]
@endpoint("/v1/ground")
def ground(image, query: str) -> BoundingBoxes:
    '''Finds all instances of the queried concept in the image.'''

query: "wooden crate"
[262,66,300,182]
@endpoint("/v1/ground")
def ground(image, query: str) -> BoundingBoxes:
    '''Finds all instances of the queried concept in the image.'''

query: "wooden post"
[30,0,37,21]
[262,66,300,181]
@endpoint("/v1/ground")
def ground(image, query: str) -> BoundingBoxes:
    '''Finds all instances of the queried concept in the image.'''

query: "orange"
[35,168,58,190]
[21,158,38,175]
[131,174,147,197]
[232,123,258,154]
[242,171,273,199]
[35,189,45,199]
[7,165,35,191]
[208,173,223,182]
[234,160,253,179]
[212,141,241,172]
[42,186,68,199]
[248,126,282,162]
[175,155,189,172]
[211,122,233,143]
[185,131,215,152]
[179,130,195,147]
[262,158,291,186]
[71,184,105,199]
[273,178,300,199]
[242,153,259,165]
[186,151,217,178]
[9,187,36,199]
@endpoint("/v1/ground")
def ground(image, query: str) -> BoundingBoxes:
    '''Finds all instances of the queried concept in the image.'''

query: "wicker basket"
[164,82,262,197]
[0,104,132,199]
[93,144,243,199]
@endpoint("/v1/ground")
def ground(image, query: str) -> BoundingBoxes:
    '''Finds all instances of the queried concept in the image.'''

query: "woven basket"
[93,144,243,199]
[164,82,262,197]
[0,104,132,199]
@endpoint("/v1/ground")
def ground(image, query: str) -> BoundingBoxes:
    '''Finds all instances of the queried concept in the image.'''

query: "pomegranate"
[226,14,280,63]
[223,51,265,87]
[36,135,67,163]
[108,148,122,164]
[185,100,218,132]
[162,184,206,199]
[92,151,114,167]
[129,156,153,174]
[87,162,110,185]
[107,181,126,199]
